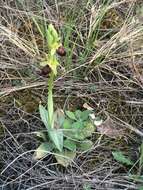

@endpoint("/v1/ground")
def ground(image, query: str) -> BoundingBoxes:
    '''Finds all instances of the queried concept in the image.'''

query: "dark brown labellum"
[40,65,51,76]
[56,46,66,56]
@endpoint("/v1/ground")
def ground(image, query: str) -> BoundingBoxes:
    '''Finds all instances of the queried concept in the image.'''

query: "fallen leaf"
[83,103,94,111]
[96,117,124,138]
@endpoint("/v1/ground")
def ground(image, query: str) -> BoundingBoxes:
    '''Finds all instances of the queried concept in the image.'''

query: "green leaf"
[80,110,91,121]
[75,110,82,119]
[64,122,95,141]
[78,140,93,151]
[64,130,84,141]
[67,132,84,140]
[64,139,76,151]
[63,119,72,129]
[39,104,49,130]
[65,111,77,120]
[74,110,91,121]
[49,129,63,152]
[82,122,95,138]
[55,151,76,167]
[64,121,84,140]
[33,142,54,160]
[112,151,133,166]
[72,121,83,129]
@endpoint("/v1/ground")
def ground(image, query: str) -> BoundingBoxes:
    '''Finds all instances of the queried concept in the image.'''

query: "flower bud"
[40,65,51,76]
[56,46,66,56]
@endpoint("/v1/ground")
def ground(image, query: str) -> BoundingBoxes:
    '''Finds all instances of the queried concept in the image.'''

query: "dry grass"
[0,0,143,189]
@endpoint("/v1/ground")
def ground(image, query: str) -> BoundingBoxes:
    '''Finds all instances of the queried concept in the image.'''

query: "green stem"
[48,72,54,127]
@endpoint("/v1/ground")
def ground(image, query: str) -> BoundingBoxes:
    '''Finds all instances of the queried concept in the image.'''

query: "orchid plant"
[34,24,96,167]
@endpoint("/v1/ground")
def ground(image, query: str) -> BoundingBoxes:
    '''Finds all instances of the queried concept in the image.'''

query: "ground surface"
[0,0,143,189]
